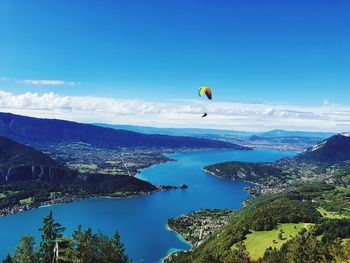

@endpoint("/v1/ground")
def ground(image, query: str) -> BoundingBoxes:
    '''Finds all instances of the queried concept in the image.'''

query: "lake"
[0,149,295,263]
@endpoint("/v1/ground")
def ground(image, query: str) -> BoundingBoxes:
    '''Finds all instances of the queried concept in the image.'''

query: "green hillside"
[238,223,305,260]
[167,184,350,263]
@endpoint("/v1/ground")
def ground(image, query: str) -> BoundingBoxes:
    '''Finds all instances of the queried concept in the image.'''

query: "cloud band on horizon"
[0,90,349,132]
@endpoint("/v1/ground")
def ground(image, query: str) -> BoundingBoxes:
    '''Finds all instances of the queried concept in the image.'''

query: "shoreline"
[160,167,263,261]
[203,168,260,186]
[0,151,180,218]
[162,223,193,263]
[0,185,182,217]
[0,191,152,217]
[160,167,257,262]
[203,168,261,198]
[165,223,193,249]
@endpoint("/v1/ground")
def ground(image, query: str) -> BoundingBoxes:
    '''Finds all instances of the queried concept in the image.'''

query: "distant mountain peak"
[341,132,350,137]
[296,133,350,164]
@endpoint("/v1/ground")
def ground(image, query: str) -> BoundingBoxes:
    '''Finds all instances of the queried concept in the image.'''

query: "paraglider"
[198,86,212,117]
[198,86,212,100]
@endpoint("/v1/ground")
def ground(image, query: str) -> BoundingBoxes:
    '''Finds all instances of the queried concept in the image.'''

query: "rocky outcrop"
[0,165,66,183]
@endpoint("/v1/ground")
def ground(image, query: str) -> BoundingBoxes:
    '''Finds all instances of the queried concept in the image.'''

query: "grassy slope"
[19,197,33,205]
[317,207,350,219]
[239,223,305,260]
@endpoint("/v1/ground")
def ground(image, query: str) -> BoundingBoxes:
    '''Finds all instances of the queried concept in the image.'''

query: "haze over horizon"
[1,0,349,132]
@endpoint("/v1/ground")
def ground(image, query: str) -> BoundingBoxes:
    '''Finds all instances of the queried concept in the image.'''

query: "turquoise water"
[0,149,295,263]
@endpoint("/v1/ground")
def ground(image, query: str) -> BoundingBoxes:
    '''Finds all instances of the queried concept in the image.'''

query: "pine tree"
[12,236,37,263]
[72,226,96,263]
[38,211,65,263]
[2,254,13,263]
[111,231,130,263]
[8,213,130,263]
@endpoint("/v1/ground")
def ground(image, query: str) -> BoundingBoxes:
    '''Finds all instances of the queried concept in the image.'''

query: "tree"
[200,249,222,263]
[2,255,13,263]
[13,236,37,263]
[92,231,130,263]
[111,231,130,263]
[72,226,130,263]
[278,232,283,240]
[38,211,65,263]
[223,242,250,263]
[263,247,283,263]
[72,226,96,263]
[284,234,327,263]
[8,213,130,263]
[329,239,350,263]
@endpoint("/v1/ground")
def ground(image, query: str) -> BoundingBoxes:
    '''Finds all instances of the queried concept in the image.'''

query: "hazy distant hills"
[95,124,336,139]
[95,123,336,151]
[0,112,248,150]
[296,133,350,164]
[95,123,255,137]
[259,129,336,139]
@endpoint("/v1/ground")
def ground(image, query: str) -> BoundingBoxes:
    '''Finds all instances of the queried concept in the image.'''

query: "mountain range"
[95,123,336,139]
[95,123,337,151]
[0,112,247,150]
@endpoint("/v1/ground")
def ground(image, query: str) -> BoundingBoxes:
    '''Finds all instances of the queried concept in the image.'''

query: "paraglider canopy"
[198,86,212,100]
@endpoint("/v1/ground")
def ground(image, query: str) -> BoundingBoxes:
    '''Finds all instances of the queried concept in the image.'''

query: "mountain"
[0,135,66,183]
[0,134,158,192]
[0,136,56,166]
[95,124,334,151]
[260,129,336,139]
[0,134,162,216]
[0,112,249,150]
[96,124,336,139]
[295,133,350,164]
[94,123,255,137]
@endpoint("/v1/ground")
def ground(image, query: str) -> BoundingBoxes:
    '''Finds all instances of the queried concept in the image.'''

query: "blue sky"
[0,0,349,131]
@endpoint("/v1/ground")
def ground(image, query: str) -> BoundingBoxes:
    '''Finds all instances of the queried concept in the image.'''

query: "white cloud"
[19,80,78,86]
[0,90,349,132]
[0,77,7,80]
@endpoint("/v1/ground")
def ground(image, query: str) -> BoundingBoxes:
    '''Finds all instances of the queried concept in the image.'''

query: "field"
[19,197,33,205]
[0,193,6,199]
[317,207,349,219]
[240,223,305,260]
[67,163,98,173]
